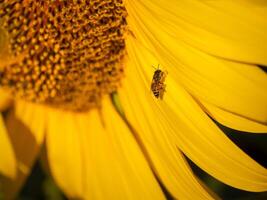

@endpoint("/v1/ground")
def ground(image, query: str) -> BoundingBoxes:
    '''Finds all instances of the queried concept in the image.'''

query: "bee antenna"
[157,64,160,69]
[152,65,157,70]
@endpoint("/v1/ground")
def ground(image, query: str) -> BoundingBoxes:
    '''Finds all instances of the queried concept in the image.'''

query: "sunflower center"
[0,0,127,111]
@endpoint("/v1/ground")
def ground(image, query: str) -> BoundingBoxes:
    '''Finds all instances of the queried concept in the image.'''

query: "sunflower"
[1,0,267,199]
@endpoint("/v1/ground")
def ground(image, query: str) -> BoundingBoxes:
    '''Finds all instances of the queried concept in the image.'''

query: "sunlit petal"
[46,97,165,199]
[124,36,267,192]
[126,3,267,124]
[202,101,267,133]
[118,37,215,199]
[165,79,267,192]
[125,8,267,124]
[125,0,267,65]
[45,109,84,198]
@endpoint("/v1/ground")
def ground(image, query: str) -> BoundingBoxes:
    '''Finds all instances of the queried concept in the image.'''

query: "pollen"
[0,0,128,111]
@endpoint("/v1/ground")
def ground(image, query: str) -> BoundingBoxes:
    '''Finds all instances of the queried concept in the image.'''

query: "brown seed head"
[0,0,128,111]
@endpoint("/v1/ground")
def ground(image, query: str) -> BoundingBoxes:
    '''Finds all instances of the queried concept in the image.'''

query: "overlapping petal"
[122,36,267,192]
[202,102,267,133]
[125,0,267,65]
[0,114,16,179]
[0,89,12,112]
[125,0,267,127]
[119,37,216,199]
[165,78,267,192]
[14,101,46,144]
[0,1,266,199]
[1,101,45,199]
[46,97,165,199]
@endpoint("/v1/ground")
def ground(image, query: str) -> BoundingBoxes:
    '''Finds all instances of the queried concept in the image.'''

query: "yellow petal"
[1,103,45,199]
[0,89,12,112]
[202,101,267,133]
[45,109,84,198]
[14,101,46,144]
[0,114,16,178]
[46,97,165,199]
[125,0,267,65]
[171,55,267,125]
[165,79,267,192]
[125,4,267,124]
[161,46,267,124]
[118,37,215,199]
[124,35,267,192]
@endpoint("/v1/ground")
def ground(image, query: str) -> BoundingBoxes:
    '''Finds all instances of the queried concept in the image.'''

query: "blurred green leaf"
[0,192,3,200]
[43,177,64,200]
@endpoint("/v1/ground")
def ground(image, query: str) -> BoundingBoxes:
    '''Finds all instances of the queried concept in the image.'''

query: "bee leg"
[159,84,166,100]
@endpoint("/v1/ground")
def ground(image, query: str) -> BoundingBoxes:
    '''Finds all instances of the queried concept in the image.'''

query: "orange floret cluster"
[0,0,127,111]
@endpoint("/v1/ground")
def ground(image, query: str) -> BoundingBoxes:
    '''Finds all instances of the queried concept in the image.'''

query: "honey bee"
[151,64,167,99]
